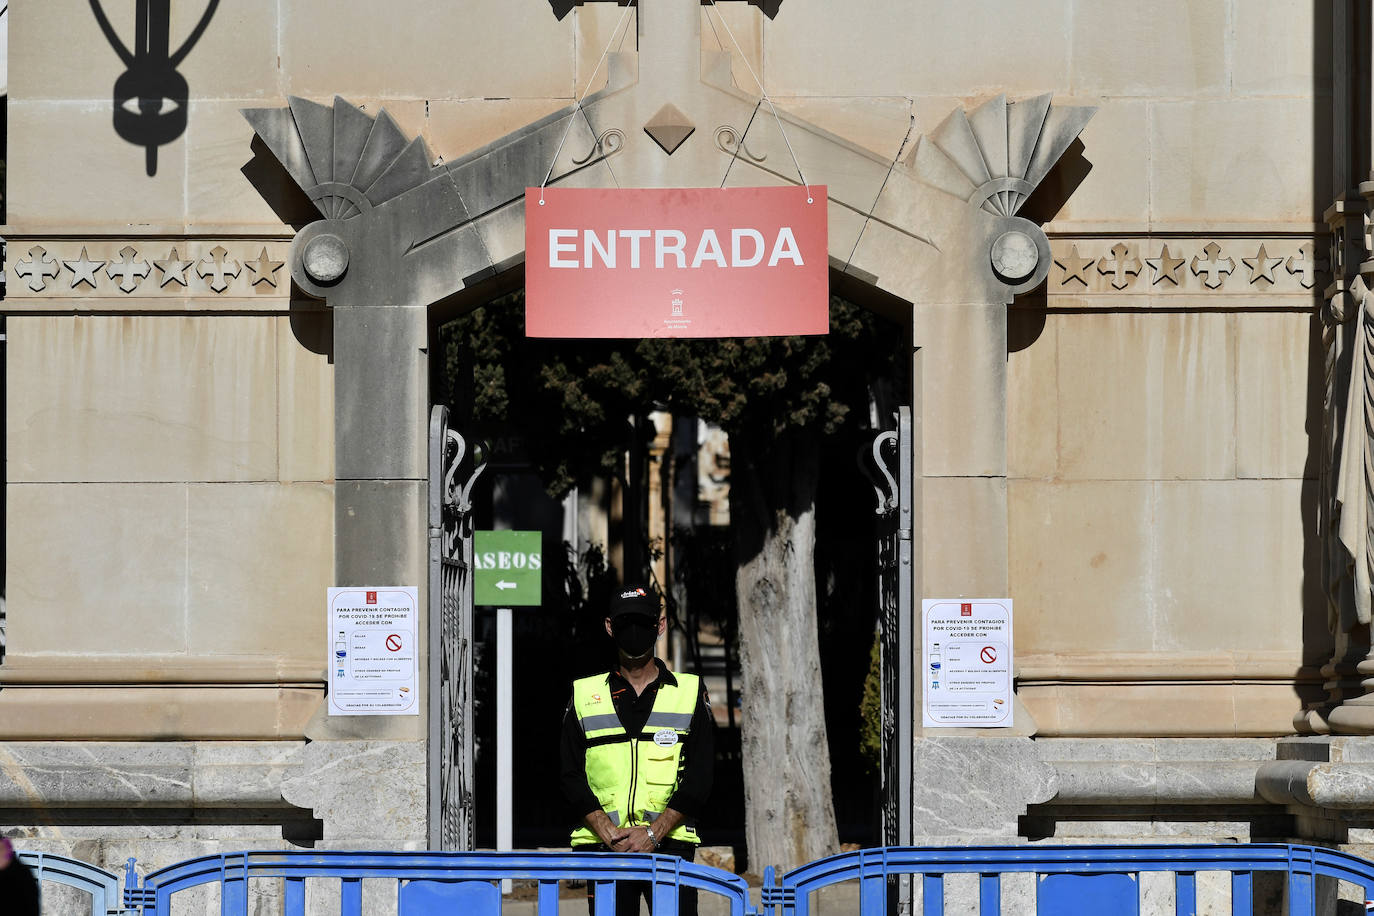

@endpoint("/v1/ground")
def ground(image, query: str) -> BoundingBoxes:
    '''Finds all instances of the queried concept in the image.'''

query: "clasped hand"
[605,826,656,853]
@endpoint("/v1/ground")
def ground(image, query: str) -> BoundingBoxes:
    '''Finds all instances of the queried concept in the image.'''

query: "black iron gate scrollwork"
[864,406,913,853]
[427,405,486,850]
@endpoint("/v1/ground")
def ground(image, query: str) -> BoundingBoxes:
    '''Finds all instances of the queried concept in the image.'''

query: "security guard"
[560,585,715,916]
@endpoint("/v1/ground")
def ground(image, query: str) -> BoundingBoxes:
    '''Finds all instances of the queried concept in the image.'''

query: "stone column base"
[0,738,427,875]
[910,737,1058,842]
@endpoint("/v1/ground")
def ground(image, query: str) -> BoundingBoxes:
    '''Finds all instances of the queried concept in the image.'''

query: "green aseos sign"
[473,530,542,607]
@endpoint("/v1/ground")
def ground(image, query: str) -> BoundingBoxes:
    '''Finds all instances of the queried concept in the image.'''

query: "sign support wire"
[540,0,636,204]
[706,0,814,203]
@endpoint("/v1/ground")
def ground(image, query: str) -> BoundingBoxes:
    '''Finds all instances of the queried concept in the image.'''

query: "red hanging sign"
[524,186,828,338]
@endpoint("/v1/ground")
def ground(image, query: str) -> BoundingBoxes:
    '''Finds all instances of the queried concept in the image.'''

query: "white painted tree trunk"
[731,433,839,873]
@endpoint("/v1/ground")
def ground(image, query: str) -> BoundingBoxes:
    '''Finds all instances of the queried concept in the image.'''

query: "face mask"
[612,617,658,658]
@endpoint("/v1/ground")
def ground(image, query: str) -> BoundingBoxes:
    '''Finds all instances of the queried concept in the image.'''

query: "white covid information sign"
[327,586,420,716]
[922,599,1013,728]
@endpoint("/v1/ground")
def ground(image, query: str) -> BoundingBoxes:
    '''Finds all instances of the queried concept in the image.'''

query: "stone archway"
[244,0,1092,848]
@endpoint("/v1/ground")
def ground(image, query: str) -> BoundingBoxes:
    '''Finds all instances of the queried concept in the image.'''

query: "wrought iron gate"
[427,405,486,850]
[867,407,913,851]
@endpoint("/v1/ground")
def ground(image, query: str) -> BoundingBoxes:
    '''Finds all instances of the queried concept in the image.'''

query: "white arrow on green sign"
[474,530,542,607]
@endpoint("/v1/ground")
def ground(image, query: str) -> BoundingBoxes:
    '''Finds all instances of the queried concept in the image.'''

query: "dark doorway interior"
[433,282,908,860]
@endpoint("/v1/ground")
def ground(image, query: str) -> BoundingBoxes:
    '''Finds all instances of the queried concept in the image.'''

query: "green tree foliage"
[439,289,901,498]
[858,628,883,774]
[439,293,648,496]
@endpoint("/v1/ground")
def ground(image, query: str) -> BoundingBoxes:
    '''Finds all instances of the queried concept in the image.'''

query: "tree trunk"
[731,430,839,873]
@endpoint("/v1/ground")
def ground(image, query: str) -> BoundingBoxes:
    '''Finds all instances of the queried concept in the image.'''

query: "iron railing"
[427,405,486,851]
[865,407,913,852]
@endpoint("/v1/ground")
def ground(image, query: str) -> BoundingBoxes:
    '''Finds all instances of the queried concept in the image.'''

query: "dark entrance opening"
[430,270,909,865]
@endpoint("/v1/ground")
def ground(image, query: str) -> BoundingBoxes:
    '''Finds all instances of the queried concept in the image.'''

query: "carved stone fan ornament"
[244,96,442,224]
[912,93,1096,295]
[242,96,455,288]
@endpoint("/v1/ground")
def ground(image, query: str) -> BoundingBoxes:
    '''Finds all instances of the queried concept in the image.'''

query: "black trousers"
[578,840,698,916]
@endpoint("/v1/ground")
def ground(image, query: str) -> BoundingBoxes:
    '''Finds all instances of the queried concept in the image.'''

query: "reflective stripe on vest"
[569,671,701,847]
[579,713,622,735]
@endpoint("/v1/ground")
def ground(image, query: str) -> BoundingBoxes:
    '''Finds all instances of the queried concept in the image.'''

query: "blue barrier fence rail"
[764,844,1374,916]
[17,842,1374,915]
[120,849,751,916]
[17,850,126,916]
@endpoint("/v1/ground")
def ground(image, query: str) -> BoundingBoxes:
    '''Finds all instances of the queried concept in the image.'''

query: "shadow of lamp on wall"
[88,0,219,177]
[549,0,782,20]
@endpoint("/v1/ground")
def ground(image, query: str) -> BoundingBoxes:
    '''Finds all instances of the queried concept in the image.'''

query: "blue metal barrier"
[119,849,754,915]
[761,844,1374,916]
[36,842,1374,915]
[16,850,128,916]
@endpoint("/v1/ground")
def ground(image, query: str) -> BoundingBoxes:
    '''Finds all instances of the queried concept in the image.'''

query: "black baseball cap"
[609,585,658,620]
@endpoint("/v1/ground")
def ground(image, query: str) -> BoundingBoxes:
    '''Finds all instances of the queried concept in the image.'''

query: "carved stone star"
[1053,245,1095,286]
[245,247,284,287]
[63,247,106,290]
[1145,244,1185,285]
[1242,243,1283,285]
[154,248,195,287]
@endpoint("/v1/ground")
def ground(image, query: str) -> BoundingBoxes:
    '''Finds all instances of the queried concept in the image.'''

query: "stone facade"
[0,0,1361,874]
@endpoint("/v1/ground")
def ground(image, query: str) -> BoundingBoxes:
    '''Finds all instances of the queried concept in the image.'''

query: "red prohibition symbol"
[980,646,997,664]
[386,634,403,652]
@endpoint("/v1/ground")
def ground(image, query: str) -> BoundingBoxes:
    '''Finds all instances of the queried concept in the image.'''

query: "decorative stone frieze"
[4,239,292,303]
[1047,237,1327,296]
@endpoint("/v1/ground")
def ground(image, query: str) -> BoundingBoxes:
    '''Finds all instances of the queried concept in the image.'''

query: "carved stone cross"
[1190,242,1235,289]
[106,246,151,293]
[15,245,60,292]
[1097,243,1142,290]
[197,246,241,293]
[1286,242,1328,290]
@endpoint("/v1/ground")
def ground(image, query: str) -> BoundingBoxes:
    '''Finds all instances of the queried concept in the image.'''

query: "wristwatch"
[645,826,660,849]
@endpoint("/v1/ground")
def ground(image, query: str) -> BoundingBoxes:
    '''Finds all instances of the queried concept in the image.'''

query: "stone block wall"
[0,0,1343,857]
[744,0,1331,736]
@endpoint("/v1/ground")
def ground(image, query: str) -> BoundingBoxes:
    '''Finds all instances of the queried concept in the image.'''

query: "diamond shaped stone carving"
[644,103,695,156]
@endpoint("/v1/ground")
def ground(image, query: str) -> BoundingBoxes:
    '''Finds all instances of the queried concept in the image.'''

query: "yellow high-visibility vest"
[569,671,701,847]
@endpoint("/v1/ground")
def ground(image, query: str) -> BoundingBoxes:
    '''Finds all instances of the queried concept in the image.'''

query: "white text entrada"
[548,228,805,269]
